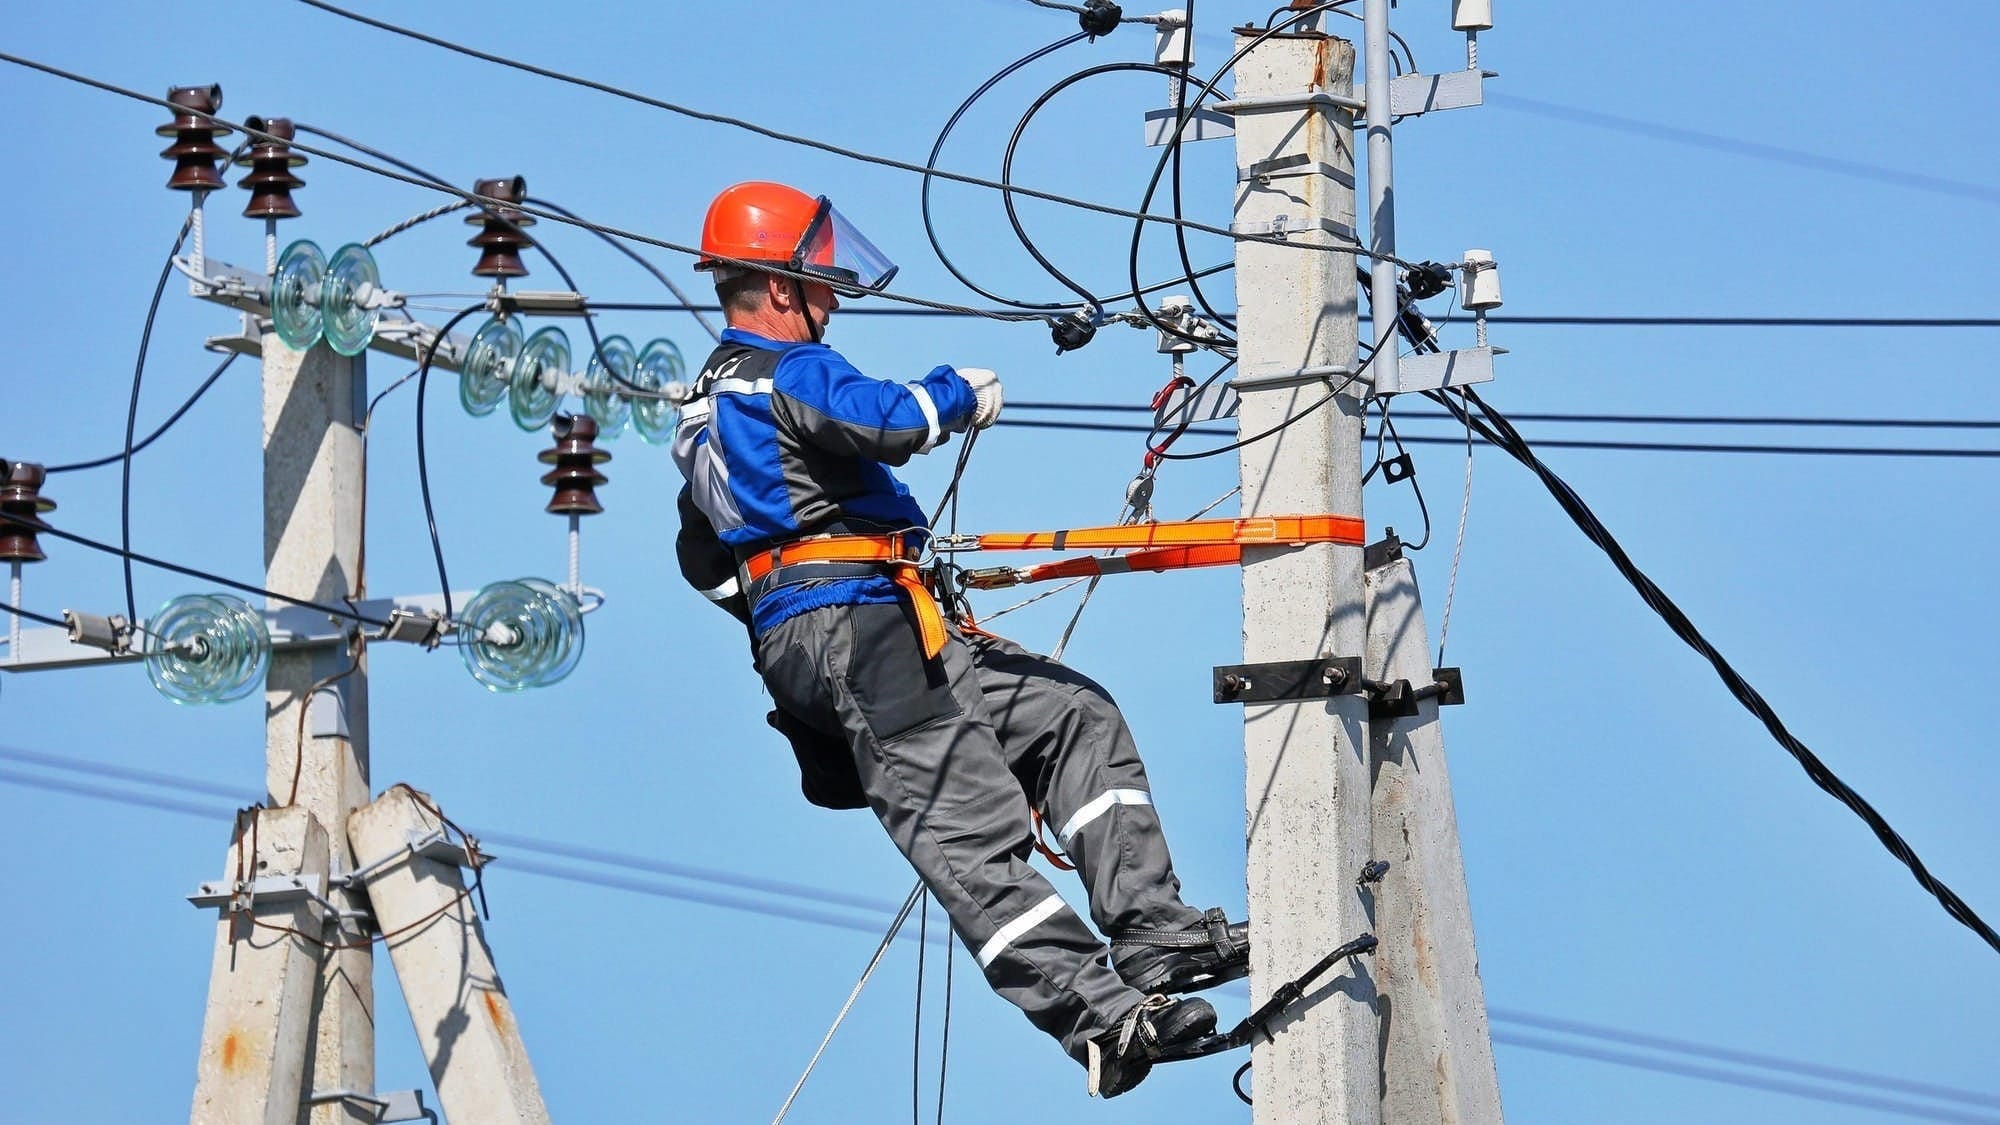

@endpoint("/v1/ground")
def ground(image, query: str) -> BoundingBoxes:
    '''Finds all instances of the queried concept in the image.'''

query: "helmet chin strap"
[790,277,824,344]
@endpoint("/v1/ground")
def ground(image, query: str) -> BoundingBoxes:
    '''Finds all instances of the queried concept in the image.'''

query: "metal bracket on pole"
[1374,345,1501,396]
[1213,656,1363,704]
[1229,362,1360,393]
[1143,107,1235,146]
[1156,381,1239,426]
[343,827,492,888]
[1214,90,1366,115]
[1388,69,1494,116]
[306,1089,437,1124]
[1363,668,1466,719]
[1230,214,1358,243]
[188,873,336,920]
[1239,152,1356,189]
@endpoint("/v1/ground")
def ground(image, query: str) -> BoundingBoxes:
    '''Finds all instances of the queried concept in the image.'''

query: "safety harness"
[737,514,1367,661]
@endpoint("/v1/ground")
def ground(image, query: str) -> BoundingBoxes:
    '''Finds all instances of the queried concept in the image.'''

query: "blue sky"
[3,2,1997,1122]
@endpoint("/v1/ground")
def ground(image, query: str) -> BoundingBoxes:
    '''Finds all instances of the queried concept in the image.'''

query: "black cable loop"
[1001,61,1229,312]
[1165,0,1236,335]
[413,304,489,623]
[1128,1,1345,347]
[120,215,197,628]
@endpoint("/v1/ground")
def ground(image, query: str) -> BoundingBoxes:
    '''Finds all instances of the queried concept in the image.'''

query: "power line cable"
[1491,1030,2000,1125]
[1486,92,2000,209]
[285,2,1413,268]
[120,216,193,628]
[1489,1007,2000,1112]
[0,511,394,629]
[1014,401,2000,431]
[0,53,1043,328]
[1433,385,2000,955]
[5,750,1995,1120]
[997,417,2000,459]
[526,196,721,343]
[46,352,240,475]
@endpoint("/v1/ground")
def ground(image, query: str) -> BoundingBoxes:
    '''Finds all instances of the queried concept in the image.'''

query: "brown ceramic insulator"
[156,84,231,192]
[465,175,535,278]
[0,461,57,564]
[236,115,306,219]
[537,415,610,516]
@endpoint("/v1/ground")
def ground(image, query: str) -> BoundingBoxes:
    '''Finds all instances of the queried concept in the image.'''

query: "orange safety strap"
[740,535,945,659]
[740,534,915,583]
[889,562,948,660]
[1015,543,1245,585]
[1029,808,1077,871]
[970,514,1364,553]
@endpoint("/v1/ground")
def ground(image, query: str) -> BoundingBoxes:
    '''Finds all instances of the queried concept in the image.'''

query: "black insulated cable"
[1430,385,2000,957]
[121,217,194,628]
[0,511,394,629]
[274,9,1409,266]
[412,304,488,623]
[50,353,239,475]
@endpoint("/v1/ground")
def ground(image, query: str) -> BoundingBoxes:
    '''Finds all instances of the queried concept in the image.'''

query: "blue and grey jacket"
[672,329,976,634]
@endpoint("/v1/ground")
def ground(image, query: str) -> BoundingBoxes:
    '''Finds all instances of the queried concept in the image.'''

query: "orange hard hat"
[695,181,899,294]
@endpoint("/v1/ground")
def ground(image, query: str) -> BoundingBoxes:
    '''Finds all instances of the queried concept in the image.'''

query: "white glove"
[959,367,1004,430]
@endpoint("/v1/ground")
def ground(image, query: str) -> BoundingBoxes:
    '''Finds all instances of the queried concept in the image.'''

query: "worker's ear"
[766,272,794,312]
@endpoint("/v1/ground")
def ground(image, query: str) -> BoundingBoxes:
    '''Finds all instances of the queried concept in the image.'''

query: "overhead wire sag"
[1429,385,2000,955]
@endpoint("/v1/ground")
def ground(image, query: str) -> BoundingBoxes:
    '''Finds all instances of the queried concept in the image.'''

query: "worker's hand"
[959,367,1004,430]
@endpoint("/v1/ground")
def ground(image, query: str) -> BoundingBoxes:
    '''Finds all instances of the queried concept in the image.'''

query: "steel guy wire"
[1435,389,1475,666]
[8,751,1999,1121]
[284,3,1418,267]
[1018,0,1164,24]
[772,880,928,1125]
[363,198,470,247]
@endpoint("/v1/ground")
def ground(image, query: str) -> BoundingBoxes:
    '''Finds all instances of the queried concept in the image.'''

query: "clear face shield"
[792,198,899,297]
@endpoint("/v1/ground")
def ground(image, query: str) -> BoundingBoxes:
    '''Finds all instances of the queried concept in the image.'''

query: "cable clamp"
[376,608,446,649]
[494,290,591,317]
[63,611,134,656]
[1230,214,1357,243]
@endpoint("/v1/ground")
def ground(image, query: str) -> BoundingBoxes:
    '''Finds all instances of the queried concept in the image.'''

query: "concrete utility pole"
[1366,541,1504,1122]
[262,338,373,1124]
[192,336,373,1124]
[1229,27,1378,1125]
[350,786,550,1122]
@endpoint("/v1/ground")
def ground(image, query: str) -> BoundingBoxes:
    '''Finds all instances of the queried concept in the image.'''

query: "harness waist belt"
[738,534,947,660]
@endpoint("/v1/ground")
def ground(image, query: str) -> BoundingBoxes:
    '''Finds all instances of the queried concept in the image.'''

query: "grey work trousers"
[756,600,1203,1062]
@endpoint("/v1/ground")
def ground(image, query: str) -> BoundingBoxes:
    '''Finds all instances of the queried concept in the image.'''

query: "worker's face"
[799,280,839,336]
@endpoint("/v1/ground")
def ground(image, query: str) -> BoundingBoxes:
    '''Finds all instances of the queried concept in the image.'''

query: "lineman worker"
[670,181,1248,1098]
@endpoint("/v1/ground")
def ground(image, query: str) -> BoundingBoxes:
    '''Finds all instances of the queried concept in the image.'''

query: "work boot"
[1112,908,1251,995]
[1085,994,1217,1098]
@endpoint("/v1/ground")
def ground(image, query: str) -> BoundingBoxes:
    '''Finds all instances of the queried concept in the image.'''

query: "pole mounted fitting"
[539,413,609,516]
[1078,0,1123,38]
[1402,261,1453,301]
[156,84,230,193]
[467,175,534,279]
[0,460,54,564]
[236,115,306,219]
[1051,309,1098,354]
